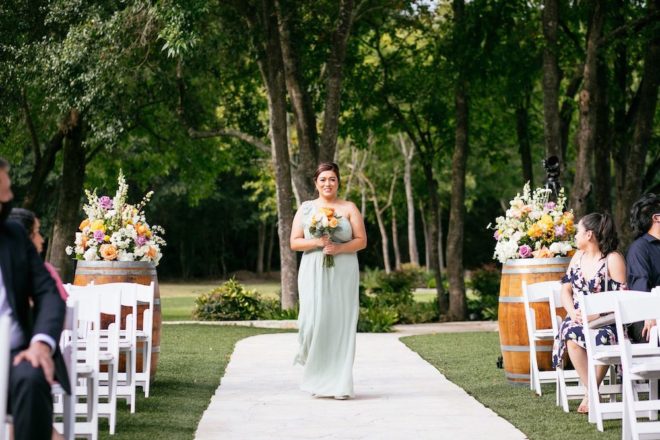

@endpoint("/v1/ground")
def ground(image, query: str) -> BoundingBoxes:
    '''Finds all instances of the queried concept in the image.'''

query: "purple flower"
[135,235,147,246]
[544,201,556,211]
[554,224,566,238]
[99,196,113,210]
[93,230,105,242]
[519,245,533,258]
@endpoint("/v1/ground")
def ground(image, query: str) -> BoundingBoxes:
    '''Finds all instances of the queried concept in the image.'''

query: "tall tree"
[542,0,562,163]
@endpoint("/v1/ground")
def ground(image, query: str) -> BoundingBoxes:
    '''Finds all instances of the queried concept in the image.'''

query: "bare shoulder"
[568,251,582,268]
[339,200,359,217]
[607,251,626,268]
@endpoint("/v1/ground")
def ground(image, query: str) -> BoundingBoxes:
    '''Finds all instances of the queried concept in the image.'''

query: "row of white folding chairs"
[60,282,155,439]
[614,293,660,440]
[580,288,660,433]
[522,280,585,410]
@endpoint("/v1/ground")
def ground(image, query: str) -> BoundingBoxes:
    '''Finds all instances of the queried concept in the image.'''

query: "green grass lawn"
[160,280,437,321]
[98,324,284,439]
[402,332,621,440]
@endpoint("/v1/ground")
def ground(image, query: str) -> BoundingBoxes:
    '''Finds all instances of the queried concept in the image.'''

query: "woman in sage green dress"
[290,162,367,400]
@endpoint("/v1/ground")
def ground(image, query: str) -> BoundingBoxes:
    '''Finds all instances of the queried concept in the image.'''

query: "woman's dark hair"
[8,207,37,235]
[630,193,660,238]
[313,162,340,185]
[580,212,618,256]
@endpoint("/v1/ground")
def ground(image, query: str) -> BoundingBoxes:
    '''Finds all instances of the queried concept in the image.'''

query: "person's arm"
[626,242,651,291]
[290,204,326,252]
[561,254,581,323]
[323,202,367,256]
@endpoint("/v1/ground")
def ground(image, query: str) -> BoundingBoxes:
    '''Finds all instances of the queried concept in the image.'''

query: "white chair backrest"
[65,286,101,368]
[579,290,654,322]
[614,293,660,331]
[135,282,155,333]
[522,280,559,333]
[0,315,10,440]
[548,283,564,336]
[59,301,79,390]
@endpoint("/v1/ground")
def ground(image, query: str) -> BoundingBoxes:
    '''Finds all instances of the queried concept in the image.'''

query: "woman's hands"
[569,308,583,325]
[317,235,342,256]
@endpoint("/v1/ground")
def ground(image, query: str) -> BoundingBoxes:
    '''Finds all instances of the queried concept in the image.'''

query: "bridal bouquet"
[308,207,341,268]
[489,183,576,264]
[66,171,166,265]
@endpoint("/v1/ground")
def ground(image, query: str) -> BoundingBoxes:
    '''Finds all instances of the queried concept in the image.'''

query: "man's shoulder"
[627,236,650,258]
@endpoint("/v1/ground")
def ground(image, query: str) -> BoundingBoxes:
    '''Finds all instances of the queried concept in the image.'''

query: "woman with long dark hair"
[290,162,367,400]
[551,212,627,413]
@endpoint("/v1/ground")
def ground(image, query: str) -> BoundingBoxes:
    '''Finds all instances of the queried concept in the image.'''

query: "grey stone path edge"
[194,332,525,440]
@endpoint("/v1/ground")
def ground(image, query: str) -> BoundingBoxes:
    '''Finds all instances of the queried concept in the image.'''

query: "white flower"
[84,247,98,261]
[65,246,73,256]
[118,251,134,262]
[549,242,563,254]
[321,215,329,227]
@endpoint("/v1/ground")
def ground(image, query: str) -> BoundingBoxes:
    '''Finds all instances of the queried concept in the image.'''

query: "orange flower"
[81,235,88,249]
[146,246,157,258]
[321,207,335,218]
[137,224,149,235]
[100,244,118,261]
[79,219,90,231]
[532,247,553,258]
[527,224,543,239]
[329,217,338,228]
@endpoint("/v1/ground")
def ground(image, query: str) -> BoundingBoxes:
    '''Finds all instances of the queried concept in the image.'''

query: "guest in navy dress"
[551,213,627,414]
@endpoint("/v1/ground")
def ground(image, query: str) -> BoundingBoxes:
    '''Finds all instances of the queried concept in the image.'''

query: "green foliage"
[194,278,264,321]
[261,298,299,320]
[395,301,439,325]
[467,264,501,320]
[357,306,398,333]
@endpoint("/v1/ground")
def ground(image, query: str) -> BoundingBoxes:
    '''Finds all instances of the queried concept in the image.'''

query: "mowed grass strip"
[99,325,285,439]
[402,332,621,440]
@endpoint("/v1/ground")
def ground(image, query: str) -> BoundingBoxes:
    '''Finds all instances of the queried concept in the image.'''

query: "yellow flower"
[91,220,105,232]
[104,235,110,242]
[527,223,543,239]
[79,219,90,231]
[137,224,149,235]
[100,244,118,261]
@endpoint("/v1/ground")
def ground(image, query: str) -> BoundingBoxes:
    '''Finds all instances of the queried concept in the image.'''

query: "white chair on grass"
[547,284,585,412]
[52,301,78,440]
[522,280,559,396]
[614,294,660,440]
[580,290,659,431]
[134,282,155,398]
[65,284,120,435]
[0,315,11,440]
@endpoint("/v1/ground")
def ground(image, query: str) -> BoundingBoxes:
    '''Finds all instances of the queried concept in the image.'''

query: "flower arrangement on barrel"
[489,183,576,264]
[66,171,166,264]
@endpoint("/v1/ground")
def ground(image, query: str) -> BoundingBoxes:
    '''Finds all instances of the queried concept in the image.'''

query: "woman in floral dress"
[552,212,627,414]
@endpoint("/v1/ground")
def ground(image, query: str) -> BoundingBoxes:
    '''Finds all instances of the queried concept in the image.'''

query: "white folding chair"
[522,280,559,396]
[52,301,78,440]
[0,315,10,440]
[66,284,120,435]
[134,282,155,398]
[614,294,660,440]
[547,284,584,411]
[580,290,659,431]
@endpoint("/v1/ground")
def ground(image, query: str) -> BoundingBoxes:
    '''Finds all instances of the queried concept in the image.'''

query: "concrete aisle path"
[194,333,526,440]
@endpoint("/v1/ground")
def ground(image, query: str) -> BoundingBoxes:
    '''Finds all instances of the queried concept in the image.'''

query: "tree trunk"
[399,134,419,266]
[266,222,276,273]
[593,59,611,213]
[319,0,355,162]
[22,132,65,210]
[542,0,562,162]
[614,3,660,247]
[516,93,534,186]
[438,204,445,271]
[47,111,85,283]
[251,0,298,309]
[391,205,402,270]
[447,0,468,321]
[571,0,604,217]
[559,67,583,163]
[257,220,266,275]
[420,200,430,269]
[362,174,392,273]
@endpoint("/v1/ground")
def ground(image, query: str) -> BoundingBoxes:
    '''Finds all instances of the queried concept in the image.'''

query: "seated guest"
[551,212,627,414]
[626,193,660,342]
[0,157,69,440]
[9,208,67,301]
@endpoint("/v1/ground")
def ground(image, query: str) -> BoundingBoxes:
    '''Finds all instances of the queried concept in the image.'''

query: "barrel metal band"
[152,346,161,353]
[75,269,157,276]
[498,297,553,303]
[505,372,531,379]
[501,267,566,274]
[501,345,552,352]
[154,298,161,306]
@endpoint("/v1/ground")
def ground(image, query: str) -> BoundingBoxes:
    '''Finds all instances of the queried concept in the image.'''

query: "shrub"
[395,301,439,324]
[357,307,398,333]
[467,264,501,320]
[194,278,264,321]
[261,298,299,320]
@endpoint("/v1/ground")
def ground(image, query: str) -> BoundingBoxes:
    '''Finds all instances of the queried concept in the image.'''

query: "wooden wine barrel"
[498,257,570,385]
[73,261,162,379]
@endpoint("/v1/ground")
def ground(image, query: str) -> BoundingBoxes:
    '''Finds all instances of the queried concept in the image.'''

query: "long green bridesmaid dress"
[294,200,360,397]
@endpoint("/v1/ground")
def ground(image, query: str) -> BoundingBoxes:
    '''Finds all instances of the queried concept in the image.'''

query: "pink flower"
[544,202,556,211]
[493,230,501,240]
[99,196,113,210]
[554,224,566,238]
[518,245,532,258]
[93,230,105,242]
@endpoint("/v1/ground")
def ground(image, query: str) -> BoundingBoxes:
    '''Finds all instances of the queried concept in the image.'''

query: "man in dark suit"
[0,157,69,439]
